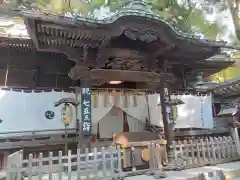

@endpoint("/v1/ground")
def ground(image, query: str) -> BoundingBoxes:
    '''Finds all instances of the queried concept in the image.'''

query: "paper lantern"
[61,104,73,125]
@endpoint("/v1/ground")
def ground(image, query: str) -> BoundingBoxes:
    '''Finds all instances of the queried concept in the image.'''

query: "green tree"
[0,0,224,40]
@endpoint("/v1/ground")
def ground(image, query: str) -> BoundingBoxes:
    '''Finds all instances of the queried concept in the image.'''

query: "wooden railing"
[6,144,165,180]
[7,147,123,180]
[171,136,240,169]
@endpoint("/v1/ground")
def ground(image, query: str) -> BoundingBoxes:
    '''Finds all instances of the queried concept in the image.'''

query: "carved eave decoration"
[0,36,235,90]
[20,2,237,86]
[0,0,238,90]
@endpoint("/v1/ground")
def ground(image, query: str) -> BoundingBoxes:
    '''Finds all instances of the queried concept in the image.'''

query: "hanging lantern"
[61,103,74,125]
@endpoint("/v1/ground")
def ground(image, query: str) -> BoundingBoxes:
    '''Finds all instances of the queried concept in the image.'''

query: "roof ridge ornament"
[127,0,151,12]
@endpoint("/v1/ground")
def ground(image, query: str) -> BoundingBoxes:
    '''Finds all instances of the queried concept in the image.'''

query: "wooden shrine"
[0,0,240,175]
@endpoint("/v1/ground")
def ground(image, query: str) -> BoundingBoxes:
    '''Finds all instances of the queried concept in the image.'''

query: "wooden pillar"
[159,84,173,149]
[75,86,82,149]
[80,82,92,150]
[159,83,175,166]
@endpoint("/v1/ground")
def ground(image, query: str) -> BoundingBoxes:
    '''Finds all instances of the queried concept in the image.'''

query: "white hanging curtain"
[147,93,213,129]
[0,90,76,136]
[119,95,148,123]
[198,94,213,129]
[147,94,163,127]
[173,94,200,128]
[127,115,145,132]
[173,94,213,129]
[98,107,123,138]
[91,92,114,124]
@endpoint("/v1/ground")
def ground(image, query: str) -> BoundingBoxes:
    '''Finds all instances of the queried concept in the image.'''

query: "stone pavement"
[126,161,240,180]
[2,161,240,180]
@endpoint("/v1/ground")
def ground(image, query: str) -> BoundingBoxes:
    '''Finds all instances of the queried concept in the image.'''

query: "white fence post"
[231,127,240,157]
[7,150,23,180]
[58,151,63,180]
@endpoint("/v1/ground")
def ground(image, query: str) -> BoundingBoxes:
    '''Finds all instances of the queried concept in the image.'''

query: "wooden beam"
[68,67,174,83]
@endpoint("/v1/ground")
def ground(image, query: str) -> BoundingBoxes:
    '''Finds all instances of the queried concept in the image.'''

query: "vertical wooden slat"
[189,140,194,165]
[38,153,43,180]
[215,137,221,161]
[147,143,153,174]
[178,140,183,166]
[48,152,53,180]
[16,164,21,180]
[228,136,235,157]
[156,144,163,172]
[101,147,107,177]
[77,149,81,180]
[68,150,72,180]
[17,152,23,180]
[109,146,114,177]
[131,147,136,172]
[58,151,62,180]
[117,145,122,175]
[28,154,33,180]
[206,138,211,163]
[200,139,206,163]
[183,140,189,165]
[93,147,98,176]
[85,148,90,180]
[210,137,216,163]
[172,141,177,169]
[196,140,201,163]
[224,136,231,158]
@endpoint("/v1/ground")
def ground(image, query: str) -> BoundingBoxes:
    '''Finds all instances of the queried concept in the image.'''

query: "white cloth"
[0,90,76,136]
[98,107,123,138]
[147,94,213,129]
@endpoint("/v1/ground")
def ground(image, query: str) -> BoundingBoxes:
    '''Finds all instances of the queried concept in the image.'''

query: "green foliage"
[0,0,229,40]
[209,52,240,82]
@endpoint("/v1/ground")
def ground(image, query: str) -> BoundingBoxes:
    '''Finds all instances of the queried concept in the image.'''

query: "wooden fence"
[7,146,123,180]
[171,136,240,169]
[7,144,164,180]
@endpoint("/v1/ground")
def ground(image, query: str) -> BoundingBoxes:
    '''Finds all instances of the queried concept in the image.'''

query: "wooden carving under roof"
[0,0,238,90]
